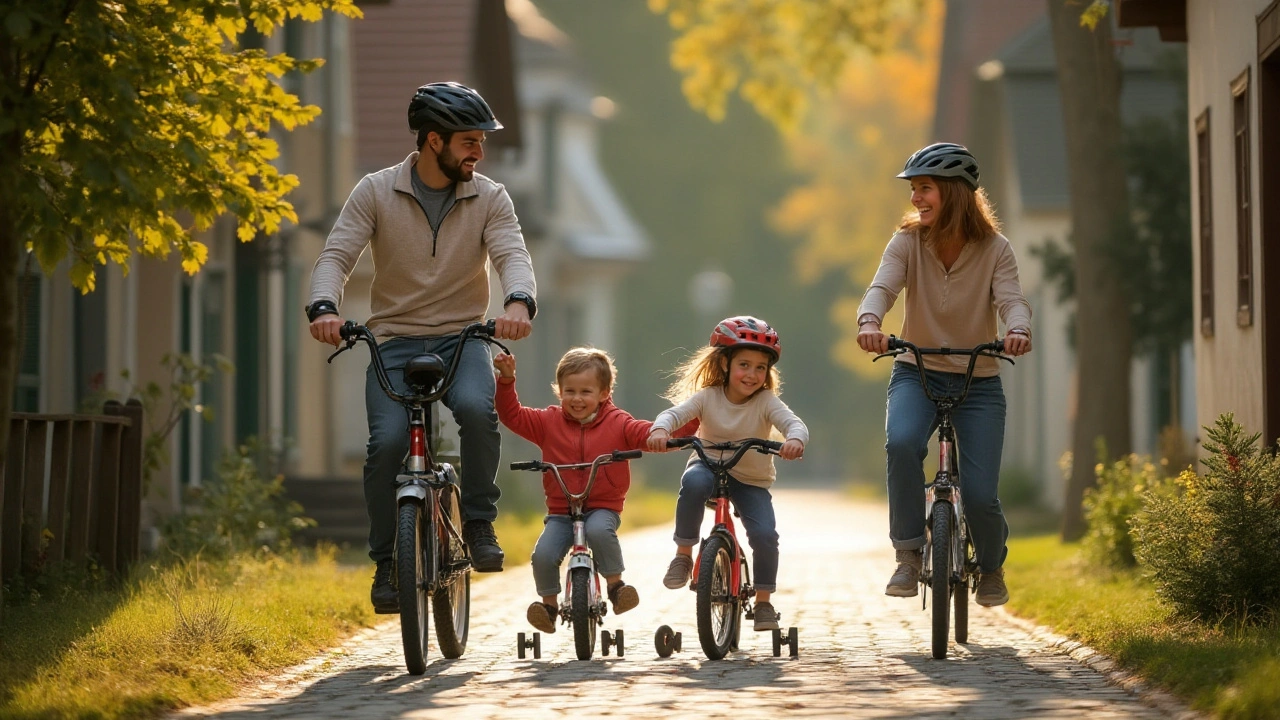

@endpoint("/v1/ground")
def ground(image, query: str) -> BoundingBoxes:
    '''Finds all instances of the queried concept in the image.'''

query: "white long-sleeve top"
[653,387,809,487]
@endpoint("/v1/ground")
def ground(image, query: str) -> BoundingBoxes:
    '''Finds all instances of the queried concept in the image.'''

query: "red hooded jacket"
[496,378,695,515]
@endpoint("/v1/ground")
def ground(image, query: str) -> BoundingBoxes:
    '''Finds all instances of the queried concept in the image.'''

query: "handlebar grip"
[994,339,1006,353]
[339,321,359,340]
[887,335,906,350]
[483,319,497,336]
[612,449,643,461]
[761,440,784,451]
[665,437,696,448]
[509,461,542,471]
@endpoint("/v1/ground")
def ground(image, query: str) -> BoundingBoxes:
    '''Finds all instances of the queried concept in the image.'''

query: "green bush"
[161,437,315,559]
[1132,414,1280,623]
[1083,454,1157,568]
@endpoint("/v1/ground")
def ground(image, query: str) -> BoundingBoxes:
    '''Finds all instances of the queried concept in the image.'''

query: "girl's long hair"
[662,346,782,404]
[898,176,1001,248]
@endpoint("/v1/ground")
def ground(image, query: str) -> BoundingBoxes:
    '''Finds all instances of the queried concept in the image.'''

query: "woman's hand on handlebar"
[857,320,889,355]
[493,352,516,379]
[310,314,346,347]
[779,438,805,461]
[493,303,532,341]
[646,428,671,453]
[1002,332,1032,357]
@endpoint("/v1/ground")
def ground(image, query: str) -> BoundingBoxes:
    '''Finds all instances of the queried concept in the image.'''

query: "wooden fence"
[0,399,144,586]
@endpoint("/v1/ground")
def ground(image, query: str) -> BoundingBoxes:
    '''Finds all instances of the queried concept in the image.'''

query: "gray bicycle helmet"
[896,142,980,190]
[407,81,503,133]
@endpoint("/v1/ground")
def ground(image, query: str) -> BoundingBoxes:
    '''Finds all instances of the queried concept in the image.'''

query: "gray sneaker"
[753,601,781,631]
[663,554,694,589]
[975,568,1009,606]
[885,549,922,597]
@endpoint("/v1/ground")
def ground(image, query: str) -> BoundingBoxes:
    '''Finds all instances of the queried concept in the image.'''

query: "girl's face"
[910,177,942,227]
[558,370,608,422]
[722,349,772,404]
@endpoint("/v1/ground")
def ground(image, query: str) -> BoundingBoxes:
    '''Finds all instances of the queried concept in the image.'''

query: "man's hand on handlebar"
[779,438,805,461]
[310,314,346,347]
[1002,332,1032,357]
[646,428,671,453]
[857,320,889,355]
[493,303,532,341]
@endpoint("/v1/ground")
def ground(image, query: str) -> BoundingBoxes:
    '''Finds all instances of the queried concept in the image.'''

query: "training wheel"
[771,627,799,658]
[654,625,683,658]
[517,631,542,660]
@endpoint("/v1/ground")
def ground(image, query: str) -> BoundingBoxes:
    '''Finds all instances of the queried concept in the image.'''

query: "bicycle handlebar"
[508,449,643,504]
[664,436,782,471]
[872,335,1013,407]
[330,320,510,407]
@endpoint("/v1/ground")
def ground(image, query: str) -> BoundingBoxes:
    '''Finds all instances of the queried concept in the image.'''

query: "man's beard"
[436,146,472,182]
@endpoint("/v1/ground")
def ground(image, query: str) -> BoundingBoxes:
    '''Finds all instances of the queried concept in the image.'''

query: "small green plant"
[1132,413,1280,623]
[1083,453,1173,568]
[161,437,315,559]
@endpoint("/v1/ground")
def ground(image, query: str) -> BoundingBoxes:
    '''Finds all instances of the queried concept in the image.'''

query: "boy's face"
[558,370,609,422]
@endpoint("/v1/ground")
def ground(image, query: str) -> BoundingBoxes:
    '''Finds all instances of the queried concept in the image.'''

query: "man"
[307,82,536,612]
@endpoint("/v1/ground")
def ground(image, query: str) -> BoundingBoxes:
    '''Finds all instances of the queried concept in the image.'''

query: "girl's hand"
[493,352,516,378]
[779,438,805,461]
[857,321,889,354]
[1003,333,1032,357]
[646,429,671,453]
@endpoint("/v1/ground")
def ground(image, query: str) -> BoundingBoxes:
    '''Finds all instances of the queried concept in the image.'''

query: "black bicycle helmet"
[407,82,503,133]
[896,142,981,190]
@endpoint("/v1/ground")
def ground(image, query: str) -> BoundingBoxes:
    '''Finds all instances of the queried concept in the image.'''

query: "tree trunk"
[1047,1,1134,541]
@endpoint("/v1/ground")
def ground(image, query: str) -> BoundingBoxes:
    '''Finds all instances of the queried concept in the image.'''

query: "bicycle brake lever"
[326,341,355,364]
[872,350,902,362]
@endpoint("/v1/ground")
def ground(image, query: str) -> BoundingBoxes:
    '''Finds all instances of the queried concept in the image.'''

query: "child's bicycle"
[661,436,798,660]
[509,449,643,660]
[872,335,1011,660]
[330,320,509,675]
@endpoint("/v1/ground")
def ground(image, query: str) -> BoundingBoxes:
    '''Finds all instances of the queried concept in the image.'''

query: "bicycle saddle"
[404,353,447,390]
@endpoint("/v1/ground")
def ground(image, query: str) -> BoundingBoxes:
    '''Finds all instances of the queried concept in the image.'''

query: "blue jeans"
[885,362,1009,573]
[530,510,624,597]
[364,334,499,562]
[672,459,780,592]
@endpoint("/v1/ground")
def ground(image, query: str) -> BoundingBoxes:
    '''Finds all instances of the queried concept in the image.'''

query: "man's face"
[434,130,486,182]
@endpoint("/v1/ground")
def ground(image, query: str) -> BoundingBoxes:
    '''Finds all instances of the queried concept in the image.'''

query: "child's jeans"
[530,509,624,597]
[672,458,779,592]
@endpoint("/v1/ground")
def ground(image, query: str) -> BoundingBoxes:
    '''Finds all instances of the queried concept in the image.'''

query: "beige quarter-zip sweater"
[857,230,1032,376]
[653,387,809,487]
[309,152,536,339]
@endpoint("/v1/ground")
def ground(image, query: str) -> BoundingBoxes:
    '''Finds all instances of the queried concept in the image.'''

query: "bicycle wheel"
[432,485,470,659]
[930,501,951,659]
[954,528,973,645]
[397,501,432,675]
[570,565,597,660]
[696,534,739,660]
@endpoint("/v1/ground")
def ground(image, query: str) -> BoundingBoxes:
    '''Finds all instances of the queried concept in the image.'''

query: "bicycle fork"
[562,514,602,619]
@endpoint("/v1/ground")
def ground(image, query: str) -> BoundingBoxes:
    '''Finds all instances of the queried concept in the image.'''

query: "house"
[1117,0,1280,445]
[933,1,1192,508]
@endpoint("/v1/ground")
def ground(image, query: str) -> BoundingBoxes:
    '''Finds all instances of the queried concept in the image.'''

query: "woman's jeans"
[885,362,1009,573]
[530,509,624,597]
[364,334,500,563]
[672,458,780,592]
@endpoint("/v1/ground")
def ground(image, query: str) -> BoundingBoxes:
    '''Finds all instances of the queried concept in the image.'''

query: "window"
[1233,68,1253,327]
[1196,109,1214,337]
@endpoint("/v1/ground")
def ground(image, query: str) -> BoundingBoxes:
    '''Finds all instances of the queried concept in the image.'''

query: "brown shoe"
[607,582,639,614]
[975,568,1009,607]
[753,601,781,631]
[663,554,693,589]
[885,549,922,598]
[526,601,557,633]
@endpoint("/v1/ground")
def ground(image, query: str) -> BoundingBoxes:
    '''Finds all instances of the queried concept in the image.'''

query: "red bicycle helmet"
[710,316,781,361]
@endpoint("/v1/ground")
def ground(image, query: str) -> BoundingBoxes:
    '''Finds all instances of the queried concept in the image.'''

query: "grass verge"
[1005,535,1280,719]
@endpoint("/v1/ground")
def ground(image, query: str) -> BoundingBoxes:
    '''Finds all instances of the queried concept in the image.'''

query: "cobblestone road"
[172,489,1197,719]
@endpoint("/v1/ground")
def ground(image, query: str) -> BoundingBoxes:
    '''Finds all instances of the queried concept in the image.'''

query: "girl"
[856,142,1032,607]
[647,316,808,631]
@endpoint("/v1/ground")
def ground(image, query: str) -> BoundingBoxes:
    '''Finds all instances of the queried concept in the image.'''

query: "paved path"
[172,490,1194,719]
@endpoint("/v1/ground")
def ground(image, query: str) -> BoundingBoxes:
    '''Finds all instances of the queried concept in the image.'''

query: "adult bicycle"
[873,335,1011,659]
[330,320,509,675]
[509,449,642,660]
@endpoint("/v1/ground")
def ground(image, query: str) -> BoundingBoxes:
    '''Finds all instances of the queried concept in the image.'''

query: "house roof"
[352,0,522,175]
[992,18,1184,211]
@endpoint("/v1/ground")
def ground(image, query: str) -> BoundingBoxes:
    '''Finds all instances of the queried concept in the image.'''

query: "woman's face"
[910,177,942,227]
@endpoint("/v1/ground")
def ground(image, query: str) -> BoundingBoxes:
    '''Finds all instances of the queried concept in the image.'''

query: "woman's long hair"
[662,346,782,404]
[898,176,1001,248]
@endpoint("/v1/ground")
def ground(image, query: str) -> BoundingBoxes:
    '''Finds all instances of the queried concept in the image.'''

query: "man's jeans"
[530,510,624,597]
[364,334,499,562]
[673,459,780,592]
[885,362,1009,573]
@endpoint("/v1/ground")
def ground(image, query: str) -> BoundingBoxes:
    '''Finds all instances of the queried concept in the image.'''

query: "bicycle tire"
[696,534,738,660]
[930,501,951,660]
[570,565,596,660]
[955,527,972,644]
[397,501,431,675]
[432,485,470,658]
